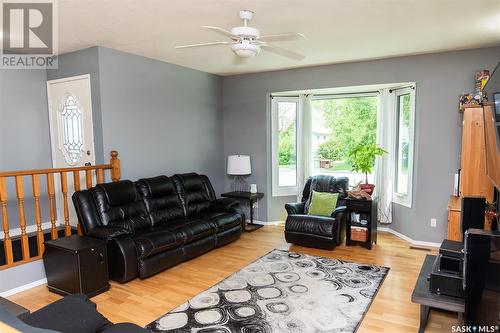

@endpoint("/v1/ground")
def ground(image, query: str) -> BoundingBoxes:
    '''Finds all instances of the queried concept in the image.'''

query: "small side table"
[412,255,464,333]
[345,197,378,249]
[221,191,264,232]
[43,235,110,297]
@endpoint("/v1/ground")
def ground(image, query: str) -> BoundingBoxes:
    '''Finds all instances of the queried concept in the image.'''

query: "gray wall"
[0,47,224,294]
[47,47,104,164]
[222,46,500,243]
[0,69,51,230]
[97,47,224,193]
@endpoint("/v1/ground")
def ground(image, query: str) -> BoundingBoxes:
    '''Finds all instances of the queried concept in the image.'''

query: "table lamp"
[227,155,251,192]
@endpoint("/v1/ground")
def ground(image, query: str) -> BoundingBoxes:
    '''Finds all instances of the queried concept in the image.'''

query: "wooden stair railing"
[0,151,121,270]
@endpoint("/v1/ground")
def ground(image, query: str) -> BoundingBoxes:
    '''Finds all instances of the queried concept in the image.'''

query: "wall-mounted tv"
[483,61,500,190]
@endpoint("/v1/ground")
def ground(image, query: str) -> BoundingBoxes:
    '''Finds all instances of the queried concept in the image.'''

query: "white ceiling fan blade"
[203,26,238,40]
[175,41,229,49]
[261,43,305,60]
[259,32,306,42]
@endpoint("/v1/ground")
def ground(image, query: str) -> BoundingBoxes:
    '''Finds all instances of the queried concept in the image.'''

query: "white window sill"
[272,187,298,197]
[393,195,412,208]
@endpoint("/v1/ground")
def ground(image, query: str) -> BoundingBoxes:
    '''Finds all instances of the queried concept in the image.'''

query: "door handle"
[86,150,91,156]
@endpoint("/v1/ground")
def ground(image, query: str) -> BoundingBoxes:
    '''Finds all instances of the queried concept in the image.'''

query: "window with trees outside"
[393,88,415,207]
[271,86,415,207]
[311,95,378,185]
[271,98,299,196]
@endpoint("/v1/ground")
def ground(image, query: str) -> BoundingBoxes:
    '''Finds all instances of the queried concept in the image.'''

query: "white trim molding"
[0,278,47,298]
[378,227,440,248]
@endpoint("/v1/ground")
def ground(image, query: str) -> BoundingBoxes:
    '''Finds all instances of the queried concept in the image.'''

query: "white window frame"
[392,87,416,208]
[271,96,301,197]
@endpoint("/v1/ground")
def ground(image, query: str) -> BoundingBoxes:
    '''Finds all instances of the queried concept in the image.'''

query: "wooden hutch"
[447,105,494,241]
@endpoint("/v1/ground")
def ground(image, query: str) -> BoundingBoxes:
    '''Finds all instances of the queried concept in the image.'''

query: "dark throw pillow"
[23,294,112,333]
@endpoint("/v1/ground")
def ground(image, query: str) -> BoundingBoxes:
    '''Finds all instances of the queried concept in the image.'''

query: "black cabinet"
[43,235,110,297]
[345,198,378,249]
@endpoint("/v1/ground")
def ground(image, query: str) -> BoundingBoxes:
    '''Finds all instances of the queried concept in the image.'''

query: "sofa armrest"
[87,226,133,241]
[210,198,239,212]
[107,235,138,283]
[331,205,346,218]
[285,202,305,215]
[331,206,347,245]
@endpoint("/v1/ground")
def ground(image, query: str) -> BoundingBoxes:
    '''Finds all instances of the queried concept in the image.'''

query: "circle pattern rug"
[146,249,389,332]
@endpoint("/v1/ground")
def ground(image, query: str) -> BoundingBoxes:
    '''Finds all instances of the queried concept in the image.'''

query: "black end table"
[221,191,264,232]
[412,255,464,333]
[43,235,110,297]
[345,197,377,249]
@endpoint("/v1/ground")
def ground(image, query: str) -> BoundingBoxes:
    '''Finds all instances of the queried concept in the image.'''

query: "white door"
[47,74,95,227]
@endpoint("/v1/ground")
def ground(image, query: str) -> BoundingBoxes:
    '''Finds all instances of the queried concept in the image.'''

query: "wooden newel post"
[110,150,121,182]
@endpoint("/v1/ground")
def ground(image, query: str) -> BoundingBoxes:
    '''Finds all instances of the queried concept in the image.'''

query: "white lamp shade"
[227,155,251,175]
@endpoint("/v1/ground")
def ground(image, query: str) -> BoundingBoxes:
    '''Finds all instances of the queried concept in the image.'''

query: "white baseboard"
[0,278,47,298]
[377,227,441,248]
[252,220,284,226]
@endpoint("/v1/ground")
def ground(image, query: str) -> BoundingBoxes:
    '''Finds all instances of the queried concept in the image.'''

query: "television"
[483,61,500,190]
[463,229,500,327]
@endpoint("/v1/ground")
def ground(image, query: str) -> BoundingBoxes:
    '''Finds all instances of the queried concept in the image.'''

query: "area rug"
[146,249,389,333]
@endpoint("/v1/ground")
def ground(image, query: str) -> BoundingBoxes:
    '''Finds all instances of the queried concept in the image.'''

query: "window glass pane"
[277,101,297,187]
[60,95,83,164]
[311,96,378,185]
[396,93,411,194]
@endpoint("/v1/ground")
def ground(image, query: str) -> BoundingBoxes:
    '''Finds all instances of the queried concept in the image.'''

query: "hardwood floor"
[8,226,457,332]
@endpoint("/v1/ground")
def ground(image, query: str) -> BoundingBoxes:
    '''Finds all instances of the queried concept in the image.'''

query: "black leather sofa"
[284,175,348,250]
[72,173,245,282]
[0,294,149,333]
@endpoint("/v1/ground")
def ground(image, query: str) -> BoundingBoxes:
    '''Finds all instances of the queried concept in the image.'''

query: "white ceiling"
[58,0,500,76]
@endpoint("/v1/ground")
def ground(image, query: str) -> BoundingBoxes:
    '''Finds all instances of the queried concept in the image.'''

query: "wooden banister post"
[15,176,30,261]
[60,172,71,236]
[32,175,44,256]
[110,151,121,182]
[47,173,58,240]
[0,177,14,265]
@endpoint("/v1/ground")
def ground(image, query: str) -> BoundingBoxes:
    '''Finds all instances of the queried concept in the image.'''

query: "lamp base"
[231,176,249,192]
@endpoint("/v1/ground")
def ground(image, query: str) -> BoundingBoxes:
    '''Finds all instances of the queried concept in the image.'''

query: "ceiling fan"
[175,10,305,60]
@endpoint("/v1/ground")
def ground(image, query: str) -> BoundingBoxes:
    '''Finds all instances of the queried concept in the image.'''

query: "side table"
[221,191,264,232]
[411,255,465,333]
[345,197,378,249]
[43,235,110,297]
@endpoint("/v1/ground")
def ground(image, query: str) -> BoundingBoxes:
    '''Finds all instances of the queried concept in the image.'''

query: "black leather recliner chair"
[72,173,245,282]
[284,175,348,250]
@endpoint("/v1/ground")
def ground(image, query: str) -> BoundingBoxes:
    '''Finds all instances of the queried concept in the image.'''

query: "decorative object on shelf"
[485,200,498,227]
[348,143,387,195]
[474,70,490,103]
[250,183,257,193]
[227,154,251,192]
[459,93,479,112]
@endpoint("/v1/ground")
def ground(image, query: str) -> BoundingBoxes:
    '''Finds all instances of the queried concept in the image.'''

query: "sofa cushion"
[167,220,215,244]
[91,180,151,232]
[23,294,112,333]
[133,228,180,259]
[285,214,335,237]
[136,176,185,226]
[173,173,213,217]
[196,211,242,232]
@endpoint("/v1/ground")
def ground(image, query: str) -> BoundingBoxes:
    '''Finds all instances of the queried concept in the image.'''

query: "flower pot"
[360,183,375,195]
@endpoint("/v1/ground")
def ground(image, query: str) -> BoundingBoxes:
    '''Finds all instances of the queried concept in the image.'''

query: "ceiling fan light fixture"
[231,42,260,58]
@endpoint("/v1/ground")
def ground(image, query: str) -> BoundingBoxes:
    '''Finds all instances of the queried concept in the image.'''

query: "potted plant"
[348,143,388,195]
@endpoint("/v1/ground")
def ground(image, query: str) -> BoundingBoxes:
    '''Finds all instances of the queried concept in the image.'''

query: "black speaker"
[461,197,485,235]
